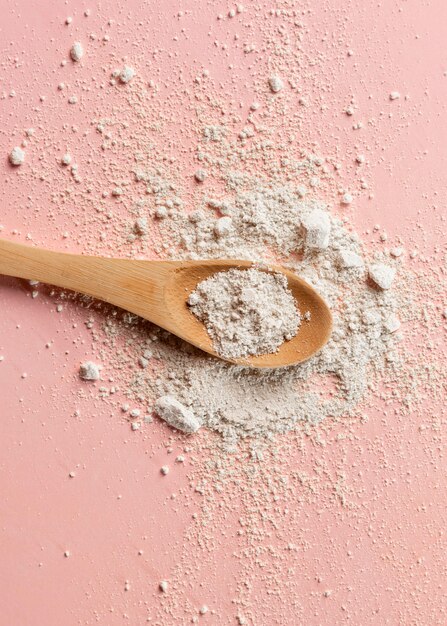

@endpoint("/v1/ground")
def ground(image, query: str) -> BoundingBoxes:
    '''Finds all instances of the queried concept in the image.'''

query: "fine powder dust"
[188,267,301,359]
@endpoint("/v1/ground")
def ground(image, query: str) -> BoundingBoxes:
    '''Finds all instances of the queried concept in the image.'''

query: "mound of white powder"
[70,110,404,446]
[95,168,403,447]
[188,268,300,359]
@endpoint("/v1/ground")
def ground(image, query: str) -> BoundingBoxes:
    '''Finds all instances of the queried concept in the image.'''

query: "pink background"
[1,1,446,624]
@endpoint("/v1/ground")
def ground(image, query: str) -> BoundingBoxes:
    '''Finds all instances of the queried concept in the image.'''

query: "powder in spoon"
[188,267,300,359]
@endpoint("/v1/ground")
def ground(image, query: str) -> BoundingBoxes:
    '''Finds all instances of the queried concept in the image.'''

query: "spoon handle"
[0,238,172,323]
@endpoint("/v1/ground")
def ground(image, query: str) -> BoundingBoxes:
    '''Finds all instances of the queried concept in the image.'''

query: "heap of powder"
[103,173,403,446]
[188,268,300,359]
[60,106,404,445]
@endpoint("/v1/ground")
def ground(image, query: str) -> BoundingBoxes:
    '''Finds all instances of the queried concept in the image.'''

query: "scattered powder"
[188,267,300,359]
[5,19,412,451]
[9,147,25,166]
[390,246,404,258]
[79,361,101,381]
[96,167,404,446]
[70,42,83,62]
[3,7,446,624]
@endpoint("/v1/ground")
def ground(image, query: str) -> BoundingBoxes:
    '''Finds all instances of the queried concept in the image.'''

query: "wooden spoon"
[0,238,332,368]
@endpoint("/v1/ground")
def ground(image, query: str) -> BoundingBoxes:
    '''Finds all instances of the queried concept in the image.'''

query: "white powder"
[117,66,135,83]
[338,249,364,269]
[214,216,233,237]
[133,217,148,235]
[194,169,207,182]
[9,147,25,166]
[268,75,284,93]
[110,171,402,446]
[159,581,168,592]
[301,208,331,250]
[70,42,83,62]
[369,263,396,290]
[80,116,403,445]
[79,361,100,381]
[188,268,300,359]
[154,396,201,433]
[383,313,401,333]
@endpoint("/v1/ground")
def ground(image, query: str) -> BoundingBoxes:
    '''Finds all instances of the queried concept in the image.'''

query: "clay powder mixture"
[188,267,300,359]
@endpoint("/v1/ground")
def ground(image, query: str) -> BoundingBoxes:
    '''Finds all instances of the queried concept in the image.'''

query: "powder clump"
[188,268,300,359]
[70,42,83,62]
[301,208,331,250]
[338,249,364,269]
[268,75,284,93]
[369,263,396,290]
[9,147,25,166]
[154,396,201,434]
[79,361,101,381]
[118,66,135,84]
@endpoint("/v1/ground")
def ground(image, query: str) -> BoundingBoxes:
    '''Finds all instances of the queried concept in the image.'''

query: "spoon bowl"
[0,239,332,368]
[167,260,332,367]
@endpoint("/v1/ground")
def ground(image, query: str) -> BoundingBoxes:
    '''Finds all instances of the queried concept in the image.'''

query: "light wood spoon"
[0,238,332,368]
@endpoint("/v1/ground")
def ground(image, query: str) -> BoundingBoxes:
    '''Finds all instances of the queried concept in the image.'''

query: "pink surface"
[1,1,446,625]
